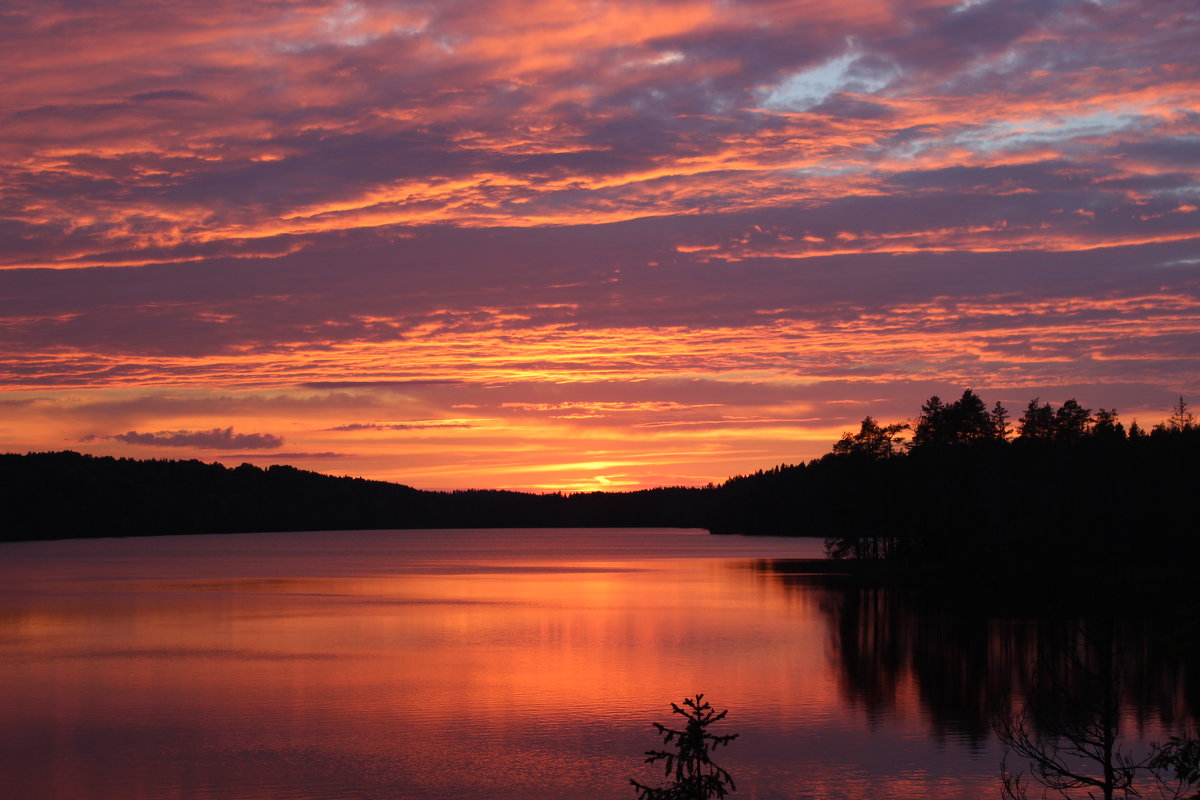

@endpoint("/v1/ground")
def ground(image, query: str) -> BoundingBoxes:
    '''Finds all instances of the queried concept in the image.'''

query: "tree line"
[0,451,714,541]
[3,392,1197,576]
[704,391,1199,574]
[831,390,1193,458]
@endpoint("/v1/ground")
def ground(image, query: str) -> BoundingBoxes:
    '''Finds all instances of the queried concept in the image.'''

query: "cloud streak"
[0,0,1197,489]
[326,422,476,431]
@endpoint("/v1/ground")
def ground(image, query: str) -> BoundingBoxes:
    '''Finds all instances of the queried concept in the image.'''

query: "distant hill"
[0,451,713,542]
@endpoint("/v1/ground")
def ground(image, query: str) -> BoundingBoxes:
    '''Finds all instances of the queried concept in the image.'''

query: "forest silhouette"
[711,391,1199,577]
[4,391,1198,582]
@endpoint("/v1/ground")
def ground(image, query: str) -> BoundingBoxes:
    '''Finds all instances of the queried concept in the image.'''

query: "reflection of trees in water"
[754,562,1200,748]
[996,622,1200,799]
[817,579,1021,745]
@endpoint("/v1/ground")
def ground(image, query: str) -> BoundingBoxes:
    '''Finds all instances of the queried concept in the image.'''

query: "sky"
[2,0,1198,491]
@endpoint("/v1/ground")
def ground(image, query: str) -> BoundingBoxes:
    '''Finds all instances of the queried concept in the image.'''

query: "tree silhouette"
[912,389,997,448]
[913,395,949,448]
[1054,399,1093,441]
[992,400,1011,440]
[1168,396,1195,431]
[997,649,1139,799]
[631,694,739,800]
[1092,408,1126,441]
[831,416,908,459]
[1151,734,1200,799]
[1018,397,1056,440]
[997,625,1196,800]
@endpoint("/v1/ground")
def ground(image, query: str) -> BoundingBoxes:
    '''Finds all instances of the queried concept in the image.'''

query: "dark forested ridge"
[711,391,1200,576]
[0,451,713,541]
[714,430,1199,553]
[4,392,1199,569]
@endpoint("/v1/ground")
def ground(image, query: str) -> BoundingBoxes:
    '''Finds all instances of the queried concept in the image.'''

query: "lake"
[0,528,1191,799]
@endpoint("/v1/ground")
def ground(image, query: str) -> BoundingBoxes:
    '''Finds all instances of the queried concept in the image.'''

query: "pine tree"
[912,389,995,448]
[1092,409,1125,440]
[1168,396,1195,431]
[631,695,739,800]
[1017,398,1055,440]
[992,401,1011,440]
[831,417,909,459]
[1054,399,1092,441]
[913,396,948,448]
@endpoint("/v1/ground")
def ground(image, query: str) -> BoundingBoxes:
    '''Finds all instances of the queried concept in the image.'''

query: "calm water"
[0,528,1190,799]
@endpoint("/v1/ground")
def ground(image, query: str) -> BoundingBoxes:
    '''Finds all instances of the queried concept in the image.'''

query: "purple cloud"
[112,427,283,449]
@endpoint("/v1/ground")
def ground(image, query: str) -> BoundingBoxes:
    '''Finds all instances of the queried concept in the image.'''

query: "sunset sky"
[2,0,1198,491]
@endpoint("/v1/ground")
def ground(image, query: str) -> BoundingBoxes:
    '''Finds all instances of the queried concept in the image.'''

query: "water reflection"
[2,530,1193,800]
[1,531,835,800]
[756,560,1200,752]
